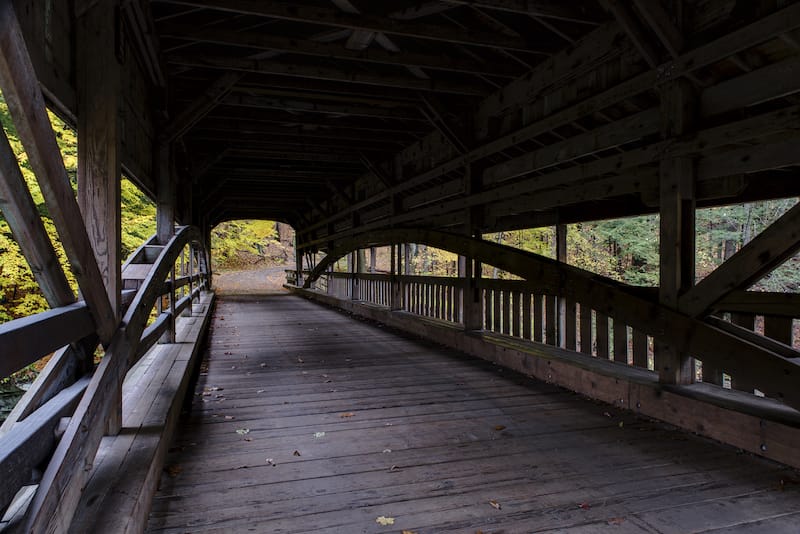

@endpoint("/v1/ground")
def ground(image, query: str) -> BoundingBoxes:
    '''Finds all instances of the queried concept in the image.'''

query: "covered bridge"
[1,0,800,532]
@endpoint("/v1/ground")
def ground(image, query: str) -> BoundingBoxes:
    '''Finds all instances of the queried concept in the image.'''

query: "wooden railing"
[296,266,800,398]
[0,226,210,531]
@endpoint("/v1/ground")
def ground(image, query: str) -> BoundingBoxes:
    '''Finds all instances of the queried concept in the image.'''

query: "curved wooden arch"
[303,228,800,410]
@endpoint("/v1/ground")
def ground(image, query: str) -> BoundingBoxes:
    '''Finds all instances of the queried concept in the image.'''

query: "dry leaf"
[618,421,624,428]
[603,411,612,418]
[260,363,267,368]
[243,437,252,442]
[257,389,266,394]
[402,530,417,534]
[293,450,301,456]
[607,517,626,525]
[236,428,250,435]
[314,432,326,438]
[165,464,182,478]
[494,425,506,431]
[265,458,276,466]
[578,502,591,510]
[389,465,399,472]
[340,412,355,418]
[225,415,235,420]
[297,357,304,363]
[375,516,395,526]
[489,499,501,510]
[382,448,392,453]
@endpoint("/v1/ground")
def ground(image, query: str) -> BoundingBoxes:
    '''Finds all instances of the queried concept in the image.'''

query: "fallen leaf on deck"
[314,432,326,438]
[224,415,235,420]
[494,425,506,431]
[618,421,624,428]
[297,357,304,363]
[260,363,267,368]
[340,412,355,418]
[402,530,417,534]
[489,500,501,510]
[389,465,399,472]
[322,374,329,378]
[165,465,182,478]
[224,351,232,355]
[243,437,252,442]
[293,450,301,456]
[382,448,392,453]
[375,516,395,526]
[607,517,626,525]
[265,458,276,466]
[578,502,591,510]
[209,386,223,391]
[603,412,612,418]
[257,389,266,394]
[236,428,250,435]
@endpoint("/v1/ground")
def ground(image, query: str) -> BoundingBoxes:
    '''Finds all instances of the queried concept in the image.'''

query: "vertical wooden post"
[352,251,361,300]
[463,164,484,332]
[77,0,122,436]
[657,79,696,385]
[390,244,403,310]
[555,224,567,347]
[156,144,176,245]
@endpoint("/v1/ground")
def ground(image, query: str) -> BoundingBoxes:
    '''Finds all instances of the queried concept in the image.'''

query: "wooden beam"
[0,128,74,307]
[679,201,800,318]
[166,54,490,97]
[159,24,521,77]
[221,93,424,121]
[440,0,602,24]
[601,0,660,68]
[77,0,122,319]
[0,1,116,344]
[702,57,800,117]
[631,0,683,57]
[0,303,95,378]
[161,72,243,144]
[157,0,548,52]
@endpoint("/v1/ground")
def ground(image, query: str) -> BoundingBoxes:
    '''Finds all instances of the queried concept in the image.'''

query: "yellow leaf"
[489,499,502,510]
[402,530,417,534]
[494,425,506,431]
[376,516,395,526]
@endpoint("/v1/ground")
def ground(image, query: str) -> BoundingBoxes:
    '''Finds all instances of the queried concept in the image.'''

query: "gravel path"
[212,265,289,295]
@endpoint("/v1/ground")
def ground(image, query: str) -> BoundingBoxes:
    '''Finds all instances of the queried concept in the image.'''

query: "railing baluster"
[565,298,577,351]
[632,330,648,368]
[580,304,593,355]
[596,311,609,359]
[545,295,557,345]
[613,319,628,364]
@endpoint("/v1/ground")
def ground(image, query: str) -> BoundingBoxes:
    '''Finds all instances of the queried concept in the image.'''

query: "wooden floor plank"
[147,294,800,533]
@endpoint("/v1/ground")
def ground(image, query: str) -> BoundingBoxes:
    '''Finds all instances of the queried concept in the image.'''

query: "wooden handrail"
[0,226,210,532]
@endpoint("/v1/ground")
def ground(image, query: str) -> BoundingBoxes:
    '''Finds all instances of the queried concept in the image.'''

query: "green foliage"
[0,92,155,325]
[211,219,288,270]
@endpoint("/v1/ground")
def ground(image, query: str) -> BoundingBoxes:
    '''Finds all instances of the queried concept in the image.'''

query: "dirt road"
[212,265,289,295]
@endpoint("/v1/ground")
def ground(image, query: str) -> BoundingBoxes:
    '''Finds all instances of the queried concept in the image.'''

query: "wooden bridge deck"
[147,294,800,533]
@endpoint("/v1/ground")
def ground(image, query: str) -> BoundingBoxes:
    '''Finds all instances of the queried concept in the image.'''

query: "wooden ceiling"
[149,0,609,226]
[145,1,800,244]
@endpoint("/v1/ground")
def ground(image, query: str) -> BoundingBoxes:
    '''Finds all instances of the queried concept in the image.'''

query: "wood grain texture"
[148,294,800,533]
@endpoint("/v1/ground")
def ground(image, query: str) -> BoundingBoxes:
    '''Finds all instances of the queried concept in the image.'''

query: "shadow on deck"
[148,294,800,533]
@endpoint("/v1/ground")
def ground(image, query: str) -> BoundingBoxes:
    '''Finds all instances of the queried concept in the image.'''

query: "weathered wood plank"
[0,303,94,378]
[0,1,116,343]
[0,127,74,307]
[680,201,800,318]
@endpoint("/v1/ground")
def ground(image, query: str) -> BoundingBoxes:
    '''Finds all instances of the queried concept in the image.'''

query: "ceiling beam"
[166,53,491,96]
[161,72,243,143]
[158,24,522,77]
[220,94,425,121]
[156,0,550,53]
[439,0,603,24]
